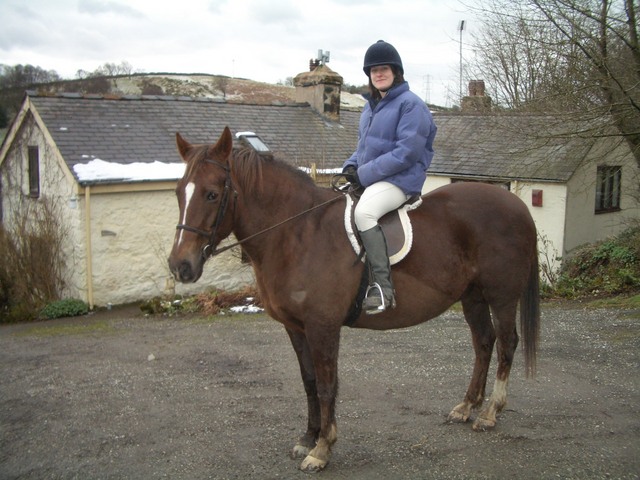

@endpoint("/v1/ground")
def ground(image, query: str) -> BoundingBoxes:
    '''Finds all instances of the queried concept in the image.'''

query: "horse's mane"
[230,146,317,196]
[184,143,319,198]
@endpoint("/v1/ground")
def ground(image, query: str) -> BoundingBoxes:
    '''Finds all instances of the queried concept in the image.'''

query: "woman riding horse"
[343,40,437,315]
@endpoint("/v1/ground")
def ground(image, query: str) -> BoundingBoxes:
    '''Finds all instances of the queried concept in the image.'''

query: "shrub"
[140,80,163,95]
[0,194,69,322]
[552,226,640,298]
[39,298,89,320]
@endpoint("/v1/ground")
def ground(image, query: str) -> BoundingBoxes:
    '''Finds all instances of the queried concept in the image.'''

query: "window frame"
[595,165,621,214]
[28,146,40,198]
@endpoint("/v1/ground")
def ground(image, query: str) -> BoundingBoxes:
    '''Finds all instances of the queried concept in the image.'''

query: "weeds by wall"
[0,196,69,322]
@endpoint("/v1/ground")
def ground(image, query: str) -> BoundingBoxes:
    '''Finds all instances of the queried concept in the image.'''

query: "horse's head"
[168,127,236,283]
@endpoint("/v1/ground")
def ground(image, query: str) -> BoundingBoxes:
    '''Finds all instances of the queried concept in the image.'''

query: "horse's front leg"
[285,328,320,458]
[298,324,341,473]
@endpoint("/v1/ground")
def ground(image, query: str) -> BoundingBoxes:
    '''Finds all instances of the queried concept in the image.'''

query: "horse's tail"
[520,251,540,378]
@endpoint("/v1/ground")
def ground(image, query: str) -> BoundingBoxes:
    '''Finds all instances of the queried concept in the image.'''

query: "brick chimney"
[294,63,343,121]
[461,80,492,113]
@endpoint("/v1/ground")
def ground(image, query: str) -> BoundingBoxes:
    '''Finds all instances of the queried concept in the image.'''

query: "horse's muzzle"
[169,259,201,284]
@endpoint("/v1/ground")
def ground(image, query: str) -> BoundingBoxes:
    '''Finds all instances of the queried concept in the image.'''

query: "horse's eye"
[206,192,218,202]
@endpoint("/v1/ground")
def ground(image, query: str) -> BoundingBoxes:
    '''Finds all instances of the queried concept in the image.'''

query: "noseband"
[175,158,236,259]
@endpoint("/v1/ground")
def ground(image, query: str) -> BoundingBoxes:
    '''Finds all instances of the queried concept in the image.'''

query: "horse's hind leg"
[285,328,320,458]
[448,293,495,423]
[473,302,519,431]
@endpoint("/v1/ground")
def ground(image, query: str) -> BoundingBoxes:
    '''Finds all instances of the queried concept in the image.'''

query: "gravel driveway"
[1,302,639,479]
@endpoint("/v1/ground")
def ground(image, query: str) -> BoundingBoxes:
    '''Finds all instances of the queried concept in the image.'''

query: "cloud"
[78,0,144,17]
[247,0,303,24]
[0,3,50,50]
[0,0,479,106]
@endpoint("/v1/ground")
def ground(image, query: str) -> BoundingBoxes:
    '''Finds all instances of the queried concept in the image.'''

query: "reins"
[176,162,348,259]
[211,194,344,257]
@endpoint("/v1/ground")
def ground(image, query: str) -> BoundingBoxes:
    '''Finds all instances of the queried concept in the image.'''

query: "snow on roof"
[73,158,343,184]
[73,158,185,183]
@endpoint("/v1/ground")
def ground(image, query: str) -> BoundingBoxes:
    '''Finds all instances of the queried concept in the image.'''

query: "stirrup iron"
[364,282,391,315]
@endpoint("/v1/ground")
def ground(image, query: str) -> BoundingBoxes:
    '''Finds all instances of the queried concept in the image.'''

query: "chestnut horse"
[168,127,540,472]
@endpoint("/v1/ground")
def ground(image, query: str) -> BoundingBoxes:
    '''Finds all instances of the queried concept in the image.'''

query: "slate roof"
[25,92,360,183]
[18,92,605,186]
[431,114,597,183]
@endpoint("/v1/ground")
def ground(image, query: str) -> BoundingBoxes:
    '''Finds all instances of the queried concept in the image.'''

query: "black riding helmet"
[363,40,404,77]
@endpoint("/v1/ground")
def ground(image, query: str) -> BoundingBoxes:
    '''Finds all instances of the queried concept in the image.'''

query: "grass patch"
[16,320,116,337]
[582,293,640,310]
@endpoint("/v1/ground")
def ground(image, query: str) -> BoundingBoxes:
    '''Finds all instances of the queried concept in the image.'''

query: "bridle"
[175,160,346,259]
[176,158,236,259]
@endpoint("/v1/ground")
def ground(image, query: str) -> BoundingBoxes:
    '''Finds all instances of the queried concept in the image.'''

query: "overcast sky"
[0,0,479,107]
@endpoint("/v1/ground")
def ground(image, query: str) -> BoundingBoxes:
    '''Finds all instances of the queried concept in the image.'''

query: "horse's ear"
[208,126,233,161]
[175,132,192,162]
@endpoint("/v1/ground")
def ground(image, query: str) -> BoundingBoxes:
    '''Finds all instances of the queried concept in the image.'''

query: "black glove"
[343,165,360,186]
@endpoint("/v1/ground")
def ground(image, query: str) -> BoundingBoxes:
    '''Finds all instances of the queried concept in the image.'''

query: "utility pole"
[458,20,466,104]
[423,74,431,104]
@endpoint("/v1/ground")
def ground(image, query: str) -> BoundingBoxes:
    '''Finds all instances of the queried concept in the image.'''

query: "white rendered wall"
[85,188,254,306]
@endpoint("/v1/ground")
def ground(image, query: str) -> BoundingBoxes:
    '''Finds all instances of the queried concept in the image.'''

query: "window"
[595,166,621,213]
[28,146,40,198]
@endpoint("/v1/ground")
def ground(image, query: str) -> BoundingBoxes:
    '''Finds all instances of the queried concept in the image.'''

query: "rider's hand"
[343,165,361,187]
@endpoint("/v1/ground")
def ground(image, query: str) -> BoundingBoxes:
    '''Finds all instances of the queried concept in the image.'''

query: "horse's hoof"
[447,405,470,423]
[447,401,473,423]
[472,417,496,431]
[291,444,310,459]
[300,454,327,473]
[447,410,468,423]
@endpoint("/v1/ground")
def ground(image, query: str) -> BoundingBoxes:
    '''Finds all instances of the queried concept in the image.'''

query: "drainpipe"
[84,185,94,309]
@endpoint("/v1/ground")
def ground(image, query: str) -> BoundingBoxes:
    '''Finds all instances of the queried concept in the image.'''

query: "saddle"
[342,193,422,326]
[344,194,423,265]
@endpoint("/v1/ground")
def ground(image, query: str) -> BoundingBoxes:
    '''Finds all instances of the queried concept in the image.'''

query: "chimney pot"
[462,79,491,112]
[468,80,486,96]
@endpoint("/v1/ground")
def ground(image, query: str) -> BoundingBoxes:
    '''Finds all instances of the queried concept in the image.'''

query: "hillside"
[0,73,366,143]
[109,74,299,104]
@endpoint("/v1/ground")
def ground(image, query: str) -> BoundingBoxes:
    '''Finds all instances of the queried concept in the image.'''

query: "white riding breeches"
[354,181,410,232]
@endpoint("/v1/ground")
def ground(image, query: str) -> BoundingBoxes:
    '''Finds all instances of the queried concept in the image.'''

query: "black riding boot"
[359,225,396,315]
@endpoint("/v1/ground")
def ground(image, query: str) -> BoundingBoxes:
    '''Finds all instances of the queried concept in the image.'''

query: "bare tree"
[468,0,640,167]
[0,64,61,89]
[214,76,230,99]
[467,4,563,108]
[76,61,135,78]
